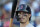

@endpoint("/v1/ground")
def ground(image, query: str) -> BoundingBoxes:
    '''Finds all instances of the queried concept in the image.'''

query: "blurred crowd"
[0,0,40,27]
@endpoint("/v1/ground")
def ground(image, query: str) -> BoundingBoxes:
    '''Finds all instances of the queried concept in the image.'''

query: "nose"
[20,14,23,18]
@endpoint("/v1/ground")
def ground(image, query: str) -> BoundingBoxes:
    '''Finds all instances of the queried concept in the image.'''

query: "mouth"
[19,18,24,20]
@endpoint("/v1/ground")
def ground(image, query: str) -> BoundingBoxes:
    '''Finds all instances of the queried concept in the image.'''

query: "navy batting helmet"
[16,4,31,21]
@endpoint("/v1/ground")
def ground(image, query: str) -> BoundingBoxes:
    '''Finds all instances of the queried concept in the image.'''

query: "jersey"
[26,23,34,27]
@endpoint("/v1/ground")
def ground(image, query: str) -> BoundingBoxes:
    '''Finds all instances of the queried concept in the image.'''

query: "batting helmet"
[16,4,31,21]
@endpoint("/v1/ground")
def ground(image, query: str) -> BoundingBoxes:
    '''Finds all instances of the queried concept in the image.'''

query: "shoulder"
[26,23,34,27]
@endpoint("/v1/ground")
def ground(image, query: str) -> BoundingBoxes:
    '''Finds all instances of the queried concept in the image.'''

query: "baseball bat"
[9,0,17,27]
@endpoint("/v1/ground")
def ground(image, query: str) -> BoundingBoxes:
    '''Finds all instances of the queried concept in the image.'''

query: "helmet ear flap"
[26,5,31,14]
[16,12,19,21]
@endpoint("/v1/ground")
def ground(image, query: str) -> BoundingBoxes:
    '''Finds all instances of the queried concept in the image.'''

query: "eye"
[23,12,28,16]
[24,14,27,16]
[18,12,21,14]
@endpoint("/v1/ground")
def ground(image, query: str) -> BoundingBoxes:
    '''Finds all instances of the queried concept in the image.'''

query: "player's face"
[18,11,31,23]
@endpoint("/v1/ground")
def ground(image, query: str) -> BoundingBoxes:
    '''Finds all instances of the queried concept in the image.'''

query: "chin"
[20,21,26,23]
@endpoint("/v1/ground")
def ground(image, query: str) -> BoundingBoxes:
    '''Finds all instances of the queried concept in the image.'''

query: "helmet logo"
[20,5,23,9]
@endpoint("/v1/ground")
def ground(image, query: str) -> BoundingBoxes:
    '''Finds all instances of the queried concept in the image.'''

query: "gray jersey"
[26,23,34,27]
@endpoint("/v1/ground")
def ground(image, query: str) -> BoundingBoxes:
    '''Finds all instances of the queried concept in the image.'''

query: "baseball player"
[16,4,34,27]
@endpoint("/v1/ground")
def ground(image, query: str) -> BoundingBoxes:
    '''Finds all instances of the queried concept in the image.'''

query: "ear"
[29,14,31,18]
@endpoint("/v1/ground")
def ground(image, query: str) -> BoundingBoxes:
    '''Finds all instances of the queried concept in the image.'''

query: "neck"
[20,21,29,27]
